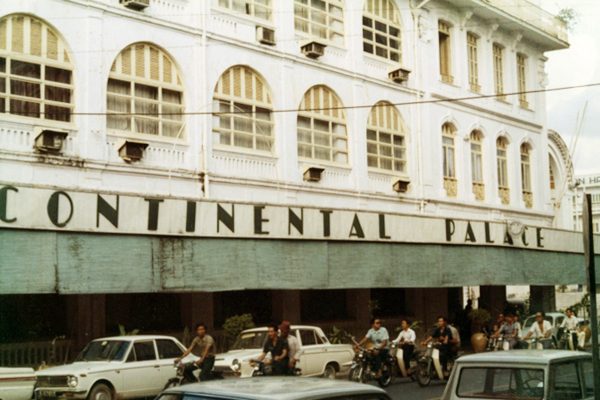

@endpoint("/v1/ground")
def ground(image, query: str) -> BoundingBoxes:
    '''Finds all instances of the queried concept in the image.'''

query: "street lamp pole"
[582,193,599,397]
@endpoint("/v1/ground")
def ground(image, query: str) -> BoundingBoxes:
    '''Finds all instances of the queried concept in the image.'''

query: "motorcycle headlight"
[232,359,240,371]
[67,376,78,388]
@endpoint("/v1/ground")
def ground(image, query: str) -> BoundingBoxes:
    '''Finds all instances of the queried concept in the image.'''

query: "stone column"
[479,286,506,316]
[529,286,556,313]
[180,292,215,331]
[272,290,301,323]
[346,289,371,323]
[66,294,106,351]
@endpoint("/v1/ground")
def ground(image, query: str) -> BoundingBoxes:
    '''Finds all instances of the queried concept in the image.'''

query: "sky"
[544,0,600,176]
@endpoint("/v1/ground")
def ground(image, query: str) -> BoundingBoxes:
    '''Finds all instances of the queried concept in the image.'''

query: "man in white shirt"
[393,320,416,369]
[357,318,389,376]
[279,321,300,373]
[524,312,553,342]
[560,308,579,349]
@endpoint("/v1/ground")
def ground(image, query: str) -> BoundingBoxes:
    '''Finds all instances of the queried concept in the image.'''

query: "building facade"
[1,0,597,350]
[573,174,600,233]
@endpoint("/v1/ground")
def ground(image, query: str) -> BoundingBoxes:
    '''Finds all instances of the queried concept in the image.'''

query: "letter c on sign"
[0,186,18,223]
[47,191,74,228]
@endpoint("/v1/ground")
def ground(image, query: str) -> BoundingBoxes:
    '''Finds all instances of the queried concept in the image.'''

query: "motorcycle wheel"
[163,378,180,390]
[377,365,393,388]
[348,365,363,382]
[416,363,431,387]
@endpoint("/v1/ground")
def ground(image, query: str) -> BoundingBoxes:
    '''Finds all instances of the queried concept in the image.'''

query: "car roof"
[524,312,565,319]
[242,326,323,333]
[457,350,591,365]
[92,335,179,342]
[163,377,388,400]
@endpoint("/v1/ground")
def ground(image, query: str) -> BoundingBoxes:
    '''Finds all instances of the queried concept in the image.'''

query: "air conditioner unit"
[118,140,149,163]
[120,0,150,11]
[388,67,411,84]
[34,128,69,153]
[303,167,325,182]
[256,26,275,46]
[301,41,326,59]
[392,178,410,193]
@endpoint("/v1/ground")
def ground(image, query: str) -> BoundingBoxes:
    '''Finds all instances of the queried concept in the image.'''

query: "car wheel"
[163,378,180,390]
[87,383,113,400]
[322,363,337,380]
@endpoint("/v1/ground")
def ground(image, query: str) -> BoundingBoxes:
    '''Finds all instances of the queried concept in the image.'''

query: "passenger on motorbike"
[493,313,519,349]
[279,321,299,374]
[559,308,579,349]
[393,319,416,369]
[253,324,289,376]
[356,318,389,378]
[421,316,453,376]
[175,322,216,382]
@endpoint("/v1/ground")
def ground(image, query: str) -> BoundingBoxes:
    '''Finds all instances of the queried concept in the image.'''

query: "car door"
[550,360,585,400]
[155,339,184,385]
[119,340,162,397]
[298,329,323,376]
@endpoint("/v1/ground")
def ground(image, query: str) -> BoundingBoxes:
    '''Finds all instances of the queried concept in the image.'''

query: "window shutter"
[30,20,42,57]
[122,47,131,75]
[162,55,172,83]
[135,44,145,78]
[12,16,24,53]
[150,47,159,81]
[46,30,58,60]
[0,19,6,50]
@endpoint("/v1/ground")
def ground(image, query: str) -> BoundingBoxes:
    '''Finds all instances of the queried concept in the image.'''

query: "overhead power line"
[15,81,598,118]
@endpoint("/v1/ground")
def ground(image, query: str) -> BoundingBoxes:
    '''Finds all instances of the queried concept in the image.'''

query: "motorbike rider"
[523,312,553,344]
[175,322,216,382]
[493,313,519,349]
[392,319,416,370]
[254,323,289,375]
[279,321,300,374]
[357,318,389,377]
[559,308,579,349]
[421,316,453,376]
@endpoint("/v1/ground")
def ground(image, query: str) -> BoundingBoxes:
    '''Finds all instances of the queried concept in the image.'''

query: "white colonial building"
[573,174,600,233]
[1,0,595,354]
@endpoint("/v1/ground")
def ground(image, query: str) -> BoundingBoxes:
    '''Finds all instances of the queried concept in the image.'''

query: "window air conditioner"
[303,167,325,182]
[256,26,275,46]
[301,41,326,59]
[388,67,411,84]
[34,128,69,153]
[120,0,150,11]
[392,178,410,193]
[118,140,149,163]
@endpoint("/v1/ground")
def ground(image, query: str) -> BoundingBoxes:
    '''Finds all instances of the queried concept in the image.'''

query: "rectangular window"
[493,43,505,99]
[471,142,483,183]
[517,53,528,108]
[443,136,455,178]
[497,148,508,188]
[521,153,531,192]
[467,33,479,92]
[438,21,452,83]
[551,362,582,400]
[457,367,544,399]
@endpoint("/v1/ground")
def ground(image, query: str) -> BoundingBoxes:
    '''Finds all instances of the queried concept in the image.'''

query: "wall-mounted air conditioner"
[120,0,150,11]
[301,41,326,59]
[256,26,275,46]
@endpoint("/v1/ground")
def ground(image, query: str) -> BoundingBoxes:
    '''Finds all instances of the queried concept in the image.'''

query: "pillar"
[272,290,301,323]
[180,292,215,331]
[479,286,506,316]
[66,294,106,351]
[529,286,556,313]
[346,289,371,323]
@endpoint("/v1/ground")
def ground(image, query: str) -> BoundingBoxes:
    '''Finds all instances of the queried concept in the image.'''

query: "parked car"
[441,350,594,400]
[0,367,36,400]
[156,376,391,400]
[34,335,186,400]
[521,312,566,338]
[213,325,354,378]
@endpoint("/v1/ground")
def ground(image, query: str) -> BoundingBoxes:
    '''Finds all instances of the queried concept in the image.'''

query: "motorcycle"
[557,327,578,350]
[249,359,302,377]
[486,335,515,351]
[518,336,555,350]
[415,341,454,387]
[390,342,416,380]
[164,359,223,389]
[348,340,394,388]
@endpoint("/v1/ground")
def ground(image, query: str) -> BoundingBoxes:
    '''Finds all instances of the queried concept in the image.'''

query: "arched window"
[0,14,73,122]
[294,0,344,44]
[521,143,532,208]
[366,102,406,173]
[297,85,347,164]
[217,0,272,21]
[470,130,484,200]
[363,0,402,62]
[442,123,457,197]
[496,136,509,205]
[107,43,184,138]
[213,65,273,152]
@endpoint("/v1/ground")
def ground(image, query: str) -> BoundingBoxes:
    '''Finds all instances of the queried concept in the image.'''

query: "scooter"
[164,358,223,388]
[415,341,454,387]
[557,327,578,350]
[518,336,555,350]
[390,342,416,380]
[348,338,394,388]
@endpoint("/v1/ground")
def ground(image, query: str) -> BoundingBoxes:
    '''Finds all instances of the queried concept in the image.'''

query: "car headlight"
[232,359,240,371]
[67,376,78,388]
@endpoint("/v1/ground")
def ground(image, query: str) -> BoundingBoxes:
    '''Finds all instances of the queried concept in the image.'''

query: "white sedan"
[213,325,354,378]
[34,335,185,400]
[0,367,36,400]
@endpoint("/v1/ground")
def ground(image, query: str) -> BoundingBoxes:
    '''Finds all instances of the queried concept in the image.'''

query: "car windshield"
[457,367,545,399]
[523,316,553,329]
[230,331,267,350]
[76,340,130,361]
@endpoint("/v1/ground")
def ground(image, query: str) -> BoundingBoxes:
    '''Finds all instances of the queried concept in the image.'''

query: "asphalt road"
[382,378,447,400]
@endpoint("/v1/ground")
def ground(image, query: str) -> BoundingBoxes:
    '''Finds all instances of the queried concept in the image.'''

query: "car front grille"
[36,375,68,388]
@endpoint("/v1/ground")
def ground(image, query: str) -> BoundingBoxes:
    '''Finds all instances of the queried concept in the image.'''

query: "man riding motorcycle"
[559,308,579,349]
[392,319,416,371]
[356,318,389,378]
[175,322,216,382]
[421,316,453,377]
